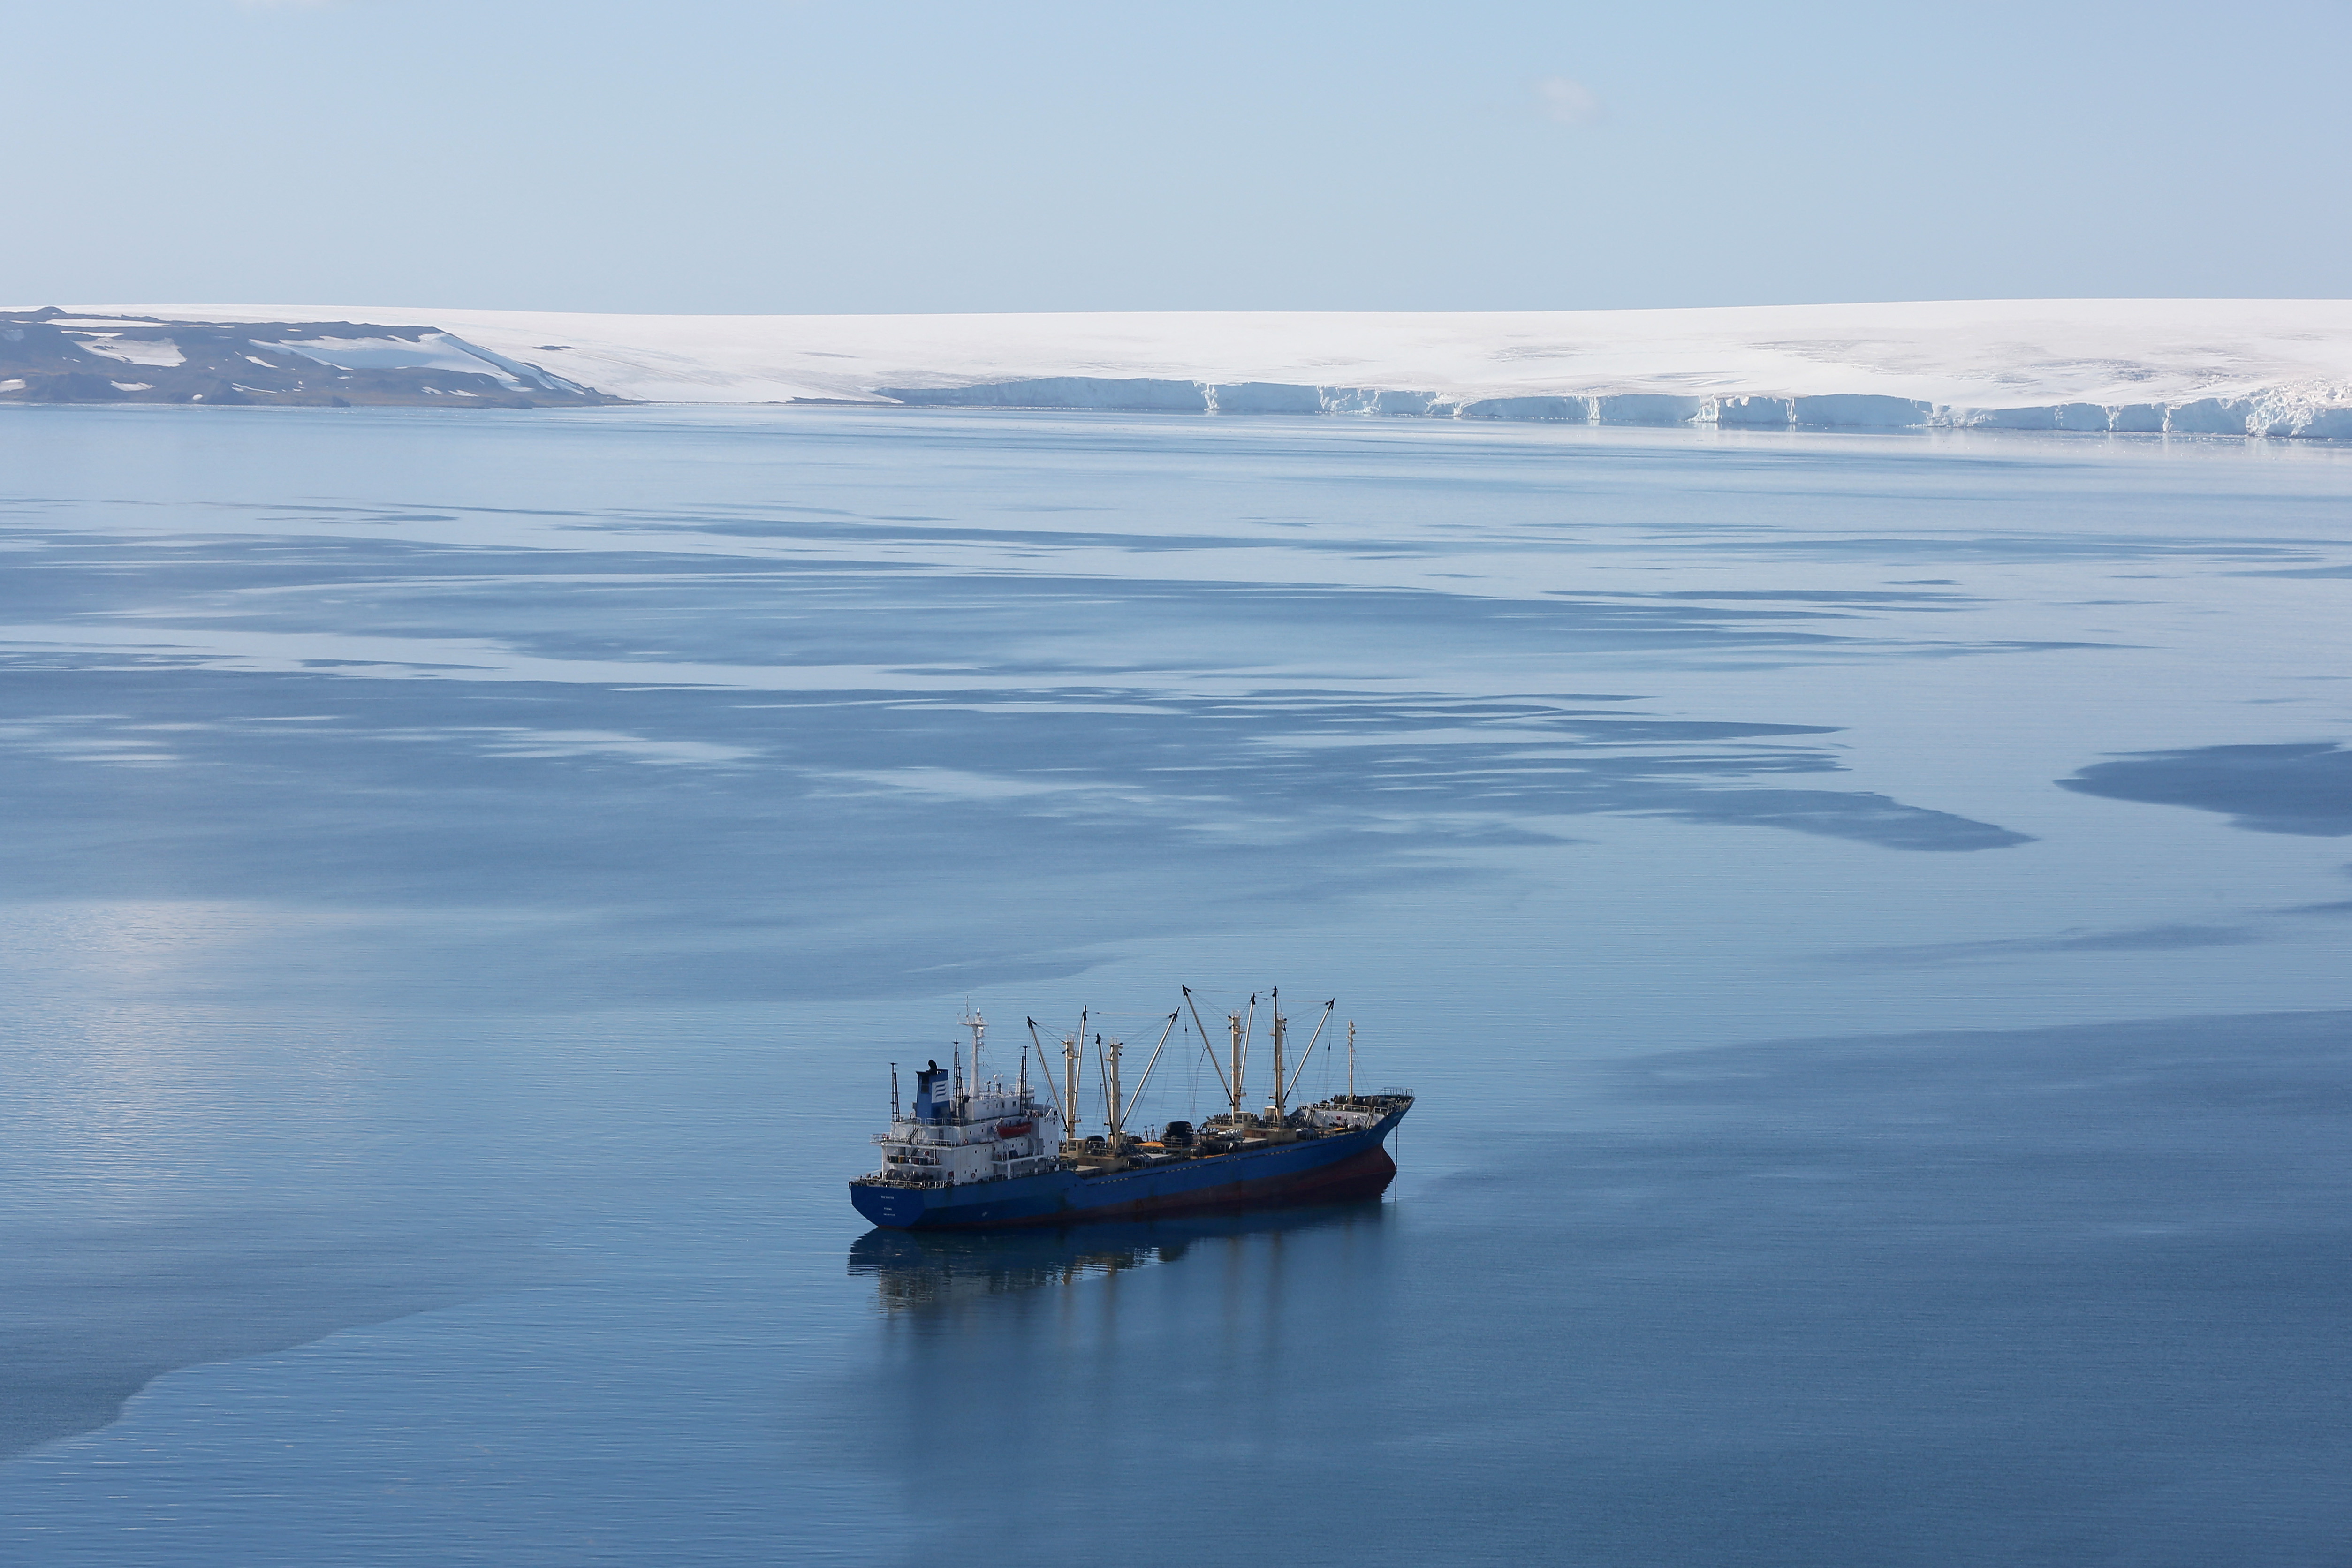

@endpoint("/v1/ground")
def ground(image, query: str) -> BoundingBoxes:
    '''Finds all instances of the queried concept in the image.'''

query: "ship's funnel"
[913,1060,948,1123]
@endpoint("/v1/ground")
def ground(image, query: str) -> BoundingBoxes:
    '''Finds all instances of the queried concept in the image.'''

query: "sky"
[12,0,2352,315]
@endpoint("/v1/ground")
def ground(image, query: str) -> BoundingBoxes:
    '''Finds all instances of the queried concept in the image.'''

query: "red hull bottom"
[970,1142,1398,1228]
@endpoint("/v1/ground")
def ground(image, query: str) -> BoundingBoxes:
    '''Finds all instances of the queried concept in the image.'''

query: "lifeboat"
[995,1120,1035,1139]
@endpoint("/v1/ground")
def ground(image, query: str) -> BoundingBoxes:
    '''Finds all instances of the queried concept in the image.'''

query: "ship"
[849,987,1412,1230]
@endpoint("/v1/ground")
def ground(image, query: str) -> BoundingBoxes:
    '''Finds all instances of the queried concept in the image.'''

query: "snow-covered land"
[36,299,2352,433]
[0,309,608,407]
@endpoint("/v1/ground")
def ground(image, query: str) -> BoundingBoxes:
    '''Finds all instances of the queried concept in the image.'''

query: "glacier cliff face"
[30,299,2352,436]
[870,377,2352,436]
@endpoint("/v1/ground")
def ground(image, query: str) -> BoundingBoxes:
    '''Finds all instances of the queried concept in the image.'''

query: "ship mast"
[1348,1019,1356,1100]
[1119,1012,1181,1129]
[1183,987,1234,1111]
[1268,989,1286,1122]
[1024,1015,1070,1131]
[1063,1007,1085,1150]
[1282,999,1336,1108]
[962,1007,985,1096]
[1103,1034,1124,1149]
[1228,1008,1245,1122]
[1237,993,1256,1119]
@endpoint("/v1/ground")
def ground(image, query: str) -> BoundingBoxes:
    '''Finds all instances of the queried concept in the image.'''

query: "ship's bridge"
[861,1064,1062,1189]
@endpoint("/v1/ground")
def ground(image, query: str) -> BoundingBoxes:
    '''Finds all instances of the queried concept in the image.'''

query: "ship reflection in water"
[836,1194,1407,1549]
[848,1200,1392,1313]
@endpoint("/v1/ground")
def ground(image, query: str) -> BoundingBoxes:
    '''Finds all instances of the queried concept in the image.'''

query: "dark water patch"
[1642,787,2036,850]
[1609,588,1982,606]
[0,529,1954,671]
[1699,534,2324,564]
[0,530,812,625]
[1606,1007,2352,1136]
[0,1213,564,1461]
[579,509,1358,555]
[604,518,1261,552]
[2060,742,2352,835]
[1839,921,2255,964]
[0,670,2030,1007]
[5,498,2180,689]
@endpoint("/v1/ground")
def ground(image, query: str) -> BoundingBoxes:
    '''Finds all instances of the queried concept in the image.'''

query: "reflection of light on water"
[846,1201,1391,1314]
[4,901,270,986]
[0,903,377,1189]
[0,900,341,1034]
[0,717,183,766]
[2,900,294,1085]
[464,728,758,766]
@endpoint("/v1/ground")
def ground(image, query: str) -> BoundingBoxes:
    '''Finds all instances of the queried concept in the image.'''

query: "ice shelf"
[23,298,2352,435]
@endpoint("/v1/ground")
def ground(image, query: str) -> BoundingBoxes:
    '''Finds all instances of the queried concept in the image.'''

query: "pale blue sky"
[15,0,2352,313]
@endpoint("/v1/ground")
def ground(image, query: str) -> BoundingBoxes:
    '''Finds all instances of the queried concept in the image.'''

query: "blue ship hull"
[850,1107,1406,1230]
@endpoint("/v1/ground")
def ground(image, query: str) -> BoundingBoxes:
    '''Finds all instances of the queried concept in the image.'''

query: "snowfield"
[255,333,574,393]
[44,299,2352,433]
[72,333,187,367]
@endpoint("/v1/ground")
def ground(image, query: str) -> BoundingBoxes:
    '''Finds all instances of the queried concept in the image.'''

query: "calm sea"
[2,406,2348,1565]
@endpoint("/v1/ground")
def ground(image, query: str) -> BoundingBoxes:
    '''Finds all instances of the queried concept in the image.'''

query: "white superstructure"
[865,1013,1064,1189]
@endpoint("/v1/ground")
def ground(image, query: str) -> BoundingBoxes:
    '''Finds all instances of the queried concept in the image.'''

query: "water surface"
[2,407,2347,1564]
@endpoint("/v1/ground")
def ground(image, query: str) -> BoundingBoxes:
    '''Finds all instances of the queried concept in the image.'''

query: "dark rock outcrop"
[0,309,622,408]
